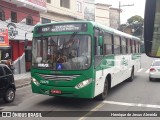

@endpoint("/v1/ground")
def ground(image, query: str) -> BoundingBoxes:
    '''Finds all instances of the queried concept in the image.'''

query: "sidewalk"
[14,72,31,89]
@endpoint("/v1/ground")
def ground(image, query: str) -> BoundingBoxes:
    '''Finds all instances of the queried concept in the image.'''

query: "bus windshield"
[32,34,91,70]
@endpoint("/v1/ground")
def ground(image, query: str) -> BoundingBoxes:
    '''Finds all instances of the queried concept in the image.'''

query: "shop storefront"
[0,22,33,74]
[0,0,46,74]
[0,28,12,66]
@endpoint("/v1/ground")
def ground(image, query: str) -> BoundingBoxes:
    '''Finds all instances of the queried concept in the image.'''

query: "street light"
[119,1,134,26]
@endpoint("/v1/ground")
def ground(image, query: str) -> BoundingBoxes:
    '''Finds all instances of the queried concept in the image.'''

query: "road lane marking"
[78,103,105,120]
[145,69,150,73]
[137,68,143,72]
[103,101,160,109]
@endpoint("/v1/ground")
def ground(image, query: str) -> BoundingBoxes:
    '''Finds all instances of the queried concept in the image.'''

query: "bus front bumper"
[31,82,94,99]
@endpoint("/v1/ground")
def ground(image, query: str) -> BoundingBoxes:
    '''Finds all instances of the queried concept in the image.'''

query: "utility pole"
[119,1,134,26]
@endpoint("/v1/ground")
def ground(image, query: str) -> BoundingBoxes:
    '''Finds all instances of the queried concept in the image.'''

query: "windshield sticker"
[38,63,49,67]
[57,63,62,70]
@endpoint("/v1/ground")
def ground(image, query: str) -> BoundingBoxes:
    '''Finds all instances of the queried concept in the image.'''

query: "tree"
[127,15,144,24]
[118,15,144,38]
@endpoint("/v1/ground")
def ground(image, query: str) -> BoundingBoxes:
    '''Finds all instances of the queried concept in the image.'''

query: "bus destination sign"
[36,23,87,33]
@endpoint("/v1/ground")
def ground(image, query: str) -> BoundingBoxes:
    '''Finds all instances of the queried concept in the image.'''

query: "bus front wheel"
[96,79,108,100]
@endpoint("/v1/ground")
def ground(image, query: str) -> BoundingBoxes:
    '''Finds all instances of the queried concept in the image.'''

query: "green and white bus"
[31,21,141,100]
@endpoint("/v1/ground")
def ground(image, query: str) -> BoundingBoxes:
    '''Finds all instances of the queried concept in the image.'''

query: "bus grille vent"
[37,74,80,81]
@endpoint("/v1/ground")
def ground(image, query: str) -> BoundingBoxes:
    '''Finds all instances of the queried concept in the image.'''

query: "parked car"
[149,60,160,81]
[0,64,16,103]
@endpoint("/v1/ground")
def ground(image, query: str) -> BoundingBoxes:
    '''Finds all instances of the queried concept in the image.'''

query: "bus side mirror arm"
[25,39,28,49]
[25,32,28,49]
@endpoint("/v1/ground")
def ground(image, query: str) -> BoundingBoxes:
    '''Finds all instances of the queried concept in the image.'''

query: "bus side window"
[138,42,140,53]
[94,28,104,68]
[126,39,128,54]
[114,36,121,55]
[132,40,135,53]
[94,29,103,55]
[94,29,99,55]
[130,39,133,53]
[134,41,137,53]
[127,39,131,54]
[136,41,139,53]
[103,32,112,55]
[121,37,126,54]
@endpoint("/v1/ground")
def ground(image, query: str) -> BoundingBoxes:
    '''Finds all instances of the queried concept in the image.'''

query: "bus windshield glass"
[32,34,91,70]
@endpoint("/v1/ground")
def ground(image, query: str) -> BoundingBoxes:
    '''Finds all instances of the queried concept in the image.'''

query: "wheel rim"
[7,90,14,101]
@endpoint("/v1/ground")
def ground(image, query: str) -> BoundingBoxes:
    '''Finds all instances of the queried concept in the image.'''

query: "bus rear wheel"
[127,67,134,82]
[96,80,108,100]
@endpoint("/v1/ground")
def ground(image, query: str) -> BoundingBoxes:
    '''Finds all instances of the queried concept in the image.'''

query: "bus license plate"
[50,90,62,94]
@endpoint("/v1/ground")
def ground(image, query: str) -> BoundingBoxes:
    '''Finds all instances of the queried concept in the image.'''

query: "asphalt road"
[0,54,160,120]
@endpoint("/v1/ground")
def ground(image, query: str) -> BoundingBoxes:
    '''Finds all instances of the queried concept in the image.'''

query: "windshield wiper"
[69,32,78,40]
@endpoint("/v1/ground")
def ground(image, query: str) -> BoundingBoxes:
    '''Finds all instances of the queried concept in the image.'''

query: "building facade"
[40,0,85,24]
[109,7,121,29]
[84,0,95,21]
[0,0,46,74]
[95,3,111,26]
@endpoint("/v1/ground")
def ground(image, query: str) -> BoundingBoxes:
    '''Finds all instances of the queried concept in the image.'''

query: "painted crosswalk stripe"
[145,69,150,73]
[103,101,160,109]
[137,68,143,72]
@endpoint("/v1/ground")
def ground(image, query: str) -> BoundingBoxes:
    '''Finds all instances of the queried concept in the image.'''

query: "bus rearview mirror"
[98,36,103,46]
[144,0,160,58]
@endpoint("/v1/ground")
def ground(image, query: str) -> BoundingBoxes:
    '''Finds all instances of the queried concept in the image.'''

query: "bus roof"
[35,21,141,41]
[92,22,141,41]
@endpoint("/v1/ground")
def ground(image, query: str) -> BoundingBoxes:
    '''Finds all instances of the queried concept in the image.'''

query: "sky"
[95,0,146,24]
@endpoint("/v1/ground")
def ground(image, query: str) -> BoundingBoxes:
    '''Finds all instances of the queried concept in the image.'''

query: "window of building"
[60,0,70,9]
[26,16,33,25]
[41,18,51,24]
[104,32,113,55]
[0,8,5,21]
[76,1,82,12]
[11,11,17,23]
[47,0,51,3]
[114,36,121,54]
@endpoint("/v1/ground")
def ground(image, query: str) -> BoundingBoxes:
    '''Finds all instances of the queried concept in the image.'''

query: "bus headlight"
[75,79,92,89]
[31,77,40,86]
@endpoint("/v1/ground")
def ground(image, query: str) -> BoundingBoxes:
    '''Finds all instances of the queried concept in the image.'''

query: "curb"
[16,82,31,89]
[15,78,31,89]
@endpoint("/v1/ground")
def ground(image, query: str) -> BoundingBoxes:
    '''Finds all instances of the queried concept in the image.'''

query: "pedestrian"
[3,53,14,71]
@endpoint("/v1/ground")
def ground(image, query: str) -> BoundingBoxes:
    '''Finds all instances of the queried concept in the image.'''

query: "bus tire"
[128,67,134,82]
[96,79,108,100]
